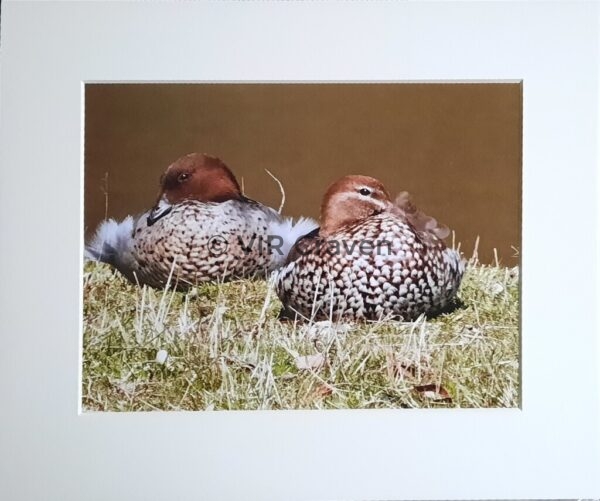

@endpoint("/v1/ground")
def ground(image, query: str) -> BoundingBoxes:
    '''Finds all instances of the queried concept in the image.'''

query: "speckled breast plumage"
[131,199,282,290]
[276,213,464,321]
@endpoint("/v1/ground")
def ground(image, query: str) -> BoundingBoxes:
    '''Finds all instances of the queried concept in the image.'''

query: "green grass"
[82,260,520,411]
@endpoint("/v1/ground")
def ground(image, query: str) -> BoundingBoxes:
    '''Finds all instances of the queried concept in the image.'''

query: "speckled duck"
[276,175,464,321]
[86,153,317,290]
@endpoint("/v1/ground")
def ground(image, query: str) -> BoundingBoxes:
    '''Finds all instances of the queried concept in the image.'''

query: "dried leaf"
[295,353,325,370]
[386,352,431,380]
[414,384,452,403]
[315,383,334,397]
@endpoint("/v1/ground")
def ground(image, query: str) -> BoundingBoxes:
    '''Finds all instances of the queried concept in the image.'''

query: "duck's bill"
[147,197,172,226]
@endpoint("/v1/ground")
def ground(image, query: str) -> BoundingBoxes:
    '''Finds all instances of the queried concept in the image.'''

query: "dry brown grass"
[82,259,519,411]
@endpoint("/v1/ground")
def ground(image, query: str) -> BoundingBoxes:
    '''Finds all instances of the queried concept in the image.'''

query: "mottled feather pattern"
[86,199,316,291]
[130,199,290,290]
[276,212,464,321]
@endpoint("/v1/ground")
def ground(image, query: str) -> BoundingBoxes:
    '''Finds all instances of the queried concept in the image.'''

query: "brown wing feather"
[392,191,451,241]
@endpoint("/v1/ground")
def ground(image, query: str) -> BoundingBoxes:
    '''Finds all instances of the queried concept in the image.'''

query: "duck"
[85,153,317,290]
[275,175,465,321]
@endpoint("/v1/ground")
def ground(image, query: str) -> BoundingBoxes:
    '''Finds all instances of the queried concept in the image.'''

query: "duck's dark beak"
[147,196,172,226]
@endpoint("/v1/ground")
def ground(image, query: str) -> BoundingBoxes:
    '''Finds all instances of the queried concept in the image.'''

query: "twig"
[264,168,285,213]
[101,172,109,220]
[471,235,480,263]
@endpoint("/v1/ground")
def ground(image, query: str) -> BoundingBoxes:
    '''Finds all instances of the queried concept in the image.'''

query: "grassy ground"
[82,259,520,411]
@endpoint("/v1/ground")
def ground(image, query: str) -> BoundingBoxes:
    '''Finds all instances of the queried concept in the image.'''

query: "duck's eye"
[177,172,190,183]
[358,188,372,196]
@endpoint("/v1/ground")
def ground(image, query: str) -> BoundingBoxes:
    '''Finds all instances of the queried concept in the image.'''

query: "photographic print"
[82,83,521,411]
[4,1,600,499]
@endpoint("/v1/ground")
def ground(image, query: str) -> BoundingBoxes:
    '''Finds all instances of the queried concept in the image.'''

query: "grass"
[82,258,520,411]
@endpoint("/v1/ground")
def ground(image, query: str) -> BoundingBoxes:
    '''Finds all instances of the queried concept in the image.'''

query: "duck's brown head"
[147,153,242,225]
[319,175,392,236]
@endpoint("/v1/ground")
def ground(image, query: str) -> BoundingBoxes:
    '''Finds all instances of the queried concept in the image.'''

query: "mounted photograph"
[82,82,521,411]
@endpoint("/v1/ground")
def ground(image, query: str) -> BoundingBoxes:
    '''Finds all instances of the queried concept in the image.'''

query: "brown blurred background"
[84,83,521,265]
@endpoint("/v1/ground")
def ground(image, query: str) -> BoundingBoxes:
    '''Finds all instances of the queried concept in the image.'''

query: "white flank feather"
[85,216,140,283]
[85,216,134,262]
[268,216,318,265]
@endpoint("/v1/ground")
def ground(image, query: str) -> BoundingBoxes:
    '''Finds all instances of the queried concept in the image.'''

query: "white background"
[0,1,599,500]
